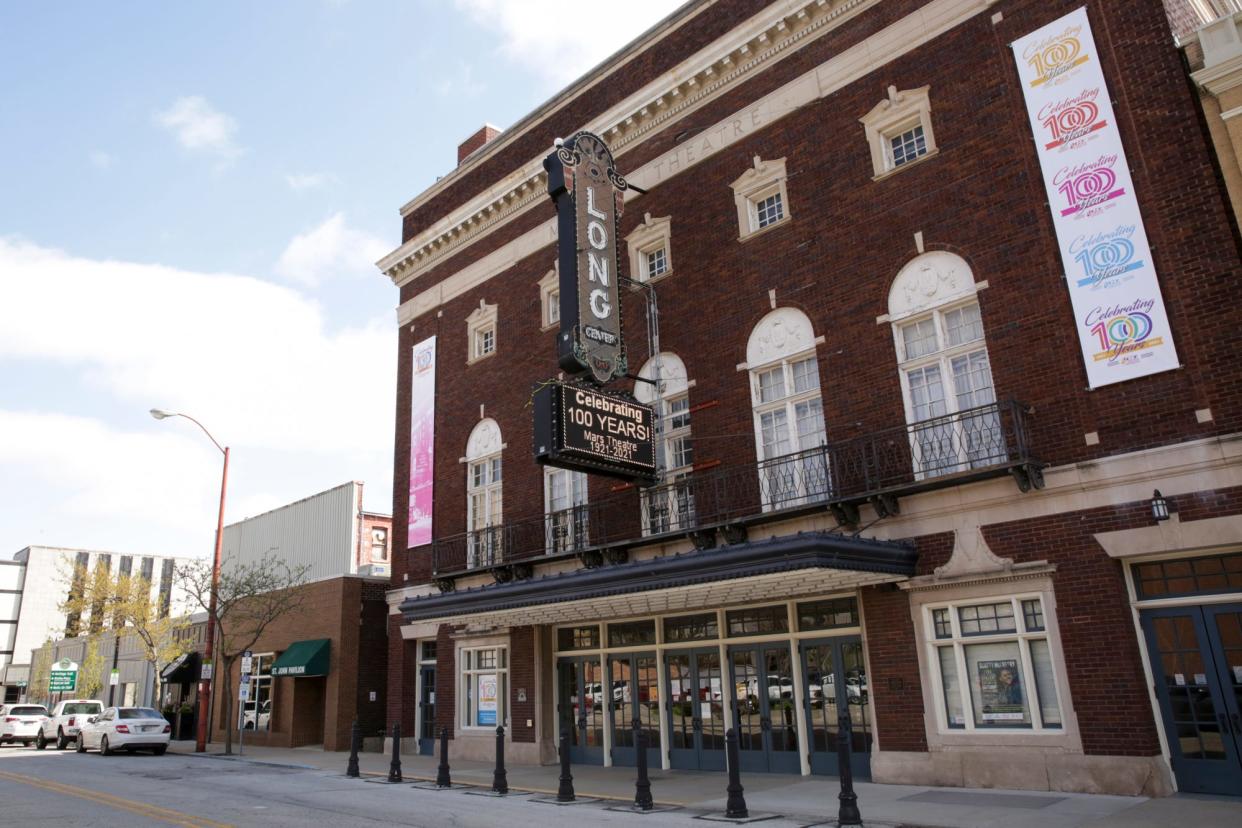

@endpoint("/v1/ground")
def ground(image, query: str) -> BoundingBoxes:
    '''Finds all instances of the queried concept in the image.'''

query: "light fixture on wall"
[1151,490,1171,522]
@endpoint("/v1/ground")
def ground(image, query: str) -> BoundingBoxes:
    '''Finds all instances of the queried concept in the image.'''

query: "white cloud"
[89,150,113,170]
[275,213,390,286]
[285,172,338,192]
[453,0,681,85]
[154,96,243,162]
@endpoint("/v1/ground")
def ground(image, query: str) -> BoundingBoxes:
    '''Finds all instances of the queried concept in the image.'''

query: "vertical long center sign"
[545,131,628,385]
[407,335,436,548]
[1012,7,1178,389]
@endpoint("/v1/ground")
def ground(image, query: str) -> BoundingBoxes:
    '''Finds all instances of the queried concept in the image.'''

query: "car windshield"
[10,706,47,716]
[118,708,164,720]
[63,703,102,715]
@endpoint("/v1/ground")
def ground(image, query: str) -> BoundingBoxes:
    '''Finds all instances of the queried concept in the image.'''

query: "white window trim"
[860,85,938,180]
[891,297,992,423]
[730,155,790,241]
[749,349,824,463]
[458,643,508,731]
[907,578,1082,751]
[537,265,559,331]
[465,299,498,364]
[543,466,588,554]
[625,213,673,285]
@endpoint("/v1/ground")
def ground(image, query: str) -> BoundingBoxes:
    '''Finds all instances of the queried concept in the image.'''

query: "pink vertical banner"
[408,335,436,548]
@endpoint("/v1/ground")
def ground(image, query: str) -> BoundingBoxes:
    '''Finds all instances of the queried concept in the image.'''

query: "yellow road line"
[0,769,234,828]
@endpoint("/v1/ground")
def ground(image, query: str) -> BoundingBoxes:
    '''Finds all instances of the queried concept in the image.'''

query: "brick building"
[378,0,1242,797]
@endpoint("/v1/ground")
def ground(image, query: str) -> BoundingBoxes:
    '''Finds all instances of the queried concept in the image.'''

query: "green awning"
[270,639,330,677]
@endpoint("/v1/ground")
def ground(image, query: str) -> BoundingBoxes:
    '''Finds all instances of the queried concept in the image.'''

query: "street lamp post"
[150,408,229,754]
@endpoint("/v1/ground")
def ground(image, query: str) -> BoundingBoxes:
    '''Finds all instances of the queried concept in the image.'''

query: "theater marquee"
[544,131,629,385]
[533,381,656,483]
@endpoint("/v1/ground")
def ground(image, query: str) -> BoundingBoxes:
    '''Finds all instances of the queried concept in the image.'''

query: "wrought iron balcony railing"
[430,400,1041,578]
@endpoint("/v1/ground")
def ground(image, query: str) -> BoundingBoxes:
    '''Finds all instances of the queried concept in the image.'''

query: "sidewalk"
[171,743,1242,828]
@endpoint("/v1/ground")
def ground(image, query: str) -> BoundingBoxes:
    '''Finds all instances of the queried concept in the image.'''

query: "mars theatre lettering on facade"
[544,130,628,384]
[533,382,656,484]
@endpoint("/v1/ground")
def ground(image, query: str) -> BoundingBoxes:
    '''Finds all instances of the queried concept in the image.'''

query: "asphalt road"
[0,744,809,827]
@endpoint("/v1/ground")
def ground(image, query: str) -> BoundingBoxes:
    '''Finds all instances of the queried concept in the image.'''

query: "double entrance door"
[607,653,660,767]
[666,647,727,770]
[417,664,436,756]
[800,636,871,777]
[557,656,605,765]
[556,653,662,767]
[728,643,801,773]
[1140,603,1242,795]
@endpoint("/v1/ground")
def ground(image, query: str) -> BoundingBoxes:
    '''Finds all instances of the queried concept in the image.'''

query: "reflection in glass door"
[728,644,800,773]
[1141,605,1242,795]
[608,653,660,766]
[557,656,604,765]
[801,636,872,777]
[665,648,726,771]
[418,665,436,756]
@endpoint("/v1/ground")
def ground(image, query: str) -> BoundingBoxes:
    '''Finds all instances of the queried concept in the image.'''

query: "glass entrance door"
[801,636,872,777]
[665,648,726,770]
[1141,604,1242,795]
[557,656,604,765]
[608,652,660,766]
[728,643,801,773]
[418,665,436,756]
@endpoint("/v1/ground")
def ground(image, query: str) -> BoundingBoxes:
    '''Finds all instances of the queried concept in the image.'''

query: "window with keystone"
[466,299,498,363]
[860,86,938,179]
[538,266,559,330]
[635,353,695,535]
[544,467,588,554]
[464,418,504,568]
[730,156,790,240]
[625,213,673,284]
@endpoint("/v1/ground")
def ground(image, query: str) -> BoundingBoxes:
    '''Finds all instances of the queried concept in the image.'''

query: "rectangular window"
[474,327,495,358]
[797,597,859,631]
[756,366,786,403]
[754,192,784,229]
[663,613,718,643]
[608,620,656,648]
[944,303,983,347]
[159,558,174,619]
[645,247,668,279]
[461,647,507,728]
[927,595,1063,732]
[547,290,560,325]
[1134,553,1242,599]
[790,357,820,394]
[242,653,274,733]
[901,318,939,360]
[420,640,437,662]
[726,605,789,637]
[889,124,928,168]
[556,625,600,651]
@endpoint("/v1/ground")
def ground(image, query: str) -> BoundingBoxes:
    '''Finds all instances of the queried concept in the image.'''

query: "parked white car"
[36,699,104,750]
[243,700,271,731]
[76,707,170,756]
[0,704,49,746]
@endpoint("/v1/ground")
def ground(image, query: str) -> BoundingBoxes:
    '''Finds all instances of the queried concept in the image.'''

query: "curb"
[168,750,317,771]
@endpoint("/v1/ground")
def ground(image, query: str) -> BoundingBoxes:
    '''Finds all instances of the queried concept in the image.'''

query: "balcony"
[430,400,1042,581]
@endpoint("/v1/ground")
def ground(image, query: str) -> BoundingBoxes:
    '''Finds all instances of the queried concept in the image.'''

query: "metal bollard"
[633,718,653,811]
[435,727,452,788]
[556,727,576,802]
[346,719,361,778]
[388,722,403,783]
[492,725,509,794]
[725,728,749,819]
[836,710,862,827]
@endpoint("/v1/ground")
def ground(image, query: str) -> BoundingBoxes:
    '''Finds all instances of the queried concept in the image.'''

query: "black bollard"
[435,727,452,788]
[633,718,653,811]
[388,722,403,783]
[836,710,862,827]
[492,725,509,794]
[346,719,361,778]
[724,728,749,819]
[556,727,576,802]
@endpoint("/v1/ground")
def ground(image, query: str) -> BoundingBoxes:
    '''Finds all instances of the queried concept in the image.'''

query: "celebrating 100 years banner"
[408,335,435,548]
[1012,7,1178,389]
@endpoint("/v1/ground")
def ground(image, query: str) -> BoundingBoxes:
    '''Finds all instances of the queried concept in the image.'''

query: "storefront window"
[726,606,789,637]
[557,625,600,651]
[242,653,274,732]
[797,597,858,631]
[928,595,1063,731]
[608,620,656,648]
[461,647,507,728]
[663,613,718,642]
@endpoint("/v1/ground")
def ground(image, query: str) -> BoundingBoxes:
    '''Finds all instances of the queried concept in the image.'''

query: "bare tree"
[178,557,310,754]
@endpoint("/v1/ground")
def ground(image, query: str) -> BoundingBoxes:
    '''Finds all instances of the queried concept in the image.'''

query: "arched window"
[746,308,829,509]
[465,418,503,567]
[887,252,998,477]
[544,466,588,553]
[635,353,695,533]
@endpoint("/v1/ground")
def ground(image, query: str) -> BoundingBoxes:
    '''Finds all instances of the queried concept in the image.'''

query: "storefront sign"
[408,335,436,548]
[544,131,629,384]
[533,381,656,483]
[1012,7,1178,388]
[478,674,498,726]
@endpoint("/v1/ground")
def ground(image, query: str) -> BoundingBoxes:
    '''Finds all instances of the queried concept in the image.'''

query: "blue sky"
[0,0,679,558]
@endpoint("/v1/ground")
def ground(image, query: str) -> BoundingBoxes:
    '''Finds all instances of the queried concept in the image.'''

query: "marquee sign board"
[533,381,656,484]
[544,131,629,385]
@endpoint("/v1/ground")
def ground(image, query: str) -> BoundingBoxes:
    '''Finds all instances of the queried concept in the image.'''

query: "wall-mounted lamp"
[1151,490,1171,522]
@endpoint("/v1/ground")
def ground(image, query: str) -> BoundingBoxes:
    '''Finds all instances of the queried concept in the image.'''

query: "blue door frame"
[800,636,871,778]
[557,656,604,766]
[727,643,802,774]
[665,647,726,771]
[417,665,435,756]
[608,652,660,767]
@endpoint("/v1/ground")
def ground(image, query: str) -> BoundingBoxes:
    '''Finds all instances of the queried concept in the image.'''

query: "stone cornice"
[1193,51,1242,96]
[378,0,882,287]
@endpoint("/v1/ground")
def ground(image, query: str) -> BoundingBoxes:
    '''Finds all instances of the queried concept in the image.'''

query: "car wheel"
[56,729,68,750]
[100,736,111,756]
[153,746,167,756]
[76,735,86,753]
[35,732,47,750]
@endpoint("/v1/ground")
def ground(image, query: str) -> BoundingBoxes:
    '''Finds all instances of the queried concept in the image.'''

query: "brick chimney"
[457,124,502,165]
